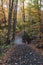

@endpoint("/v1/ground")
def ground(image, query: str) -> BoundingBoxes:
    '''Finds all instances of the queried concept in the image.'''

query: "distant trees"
[24,0,43,40]
[0,0,43,44]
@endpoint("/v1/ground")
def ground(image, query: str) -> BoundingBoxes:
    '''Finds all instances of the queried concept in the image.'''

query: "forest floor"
[0,31,43,65]
[0,44,43,65]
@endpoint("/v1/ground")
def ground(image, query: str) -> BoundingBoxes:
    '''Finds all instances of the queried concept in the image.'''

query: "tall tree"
[20,0,25,33]
[7,0,14,44]
[12,0,18,40]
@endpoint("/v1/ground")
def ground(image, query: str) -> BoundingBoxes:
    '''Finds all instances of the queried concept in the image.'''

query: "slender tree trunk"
[37,0,41,39]
[28,0,32,24]
[22,1,25,33]
[12,0,18,40]
[39,0,42,39]
[22,2,25,22]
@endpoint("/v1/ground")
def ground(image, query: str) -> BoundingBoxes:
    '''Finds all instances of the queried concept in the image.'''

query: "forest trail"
[0,31,43,65]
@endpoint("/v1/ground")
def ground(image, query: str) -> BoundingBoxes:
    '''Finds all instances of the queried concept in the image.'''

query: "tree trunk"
[7,0,14,44]
[12,0,18,41]
[22,1,25,33]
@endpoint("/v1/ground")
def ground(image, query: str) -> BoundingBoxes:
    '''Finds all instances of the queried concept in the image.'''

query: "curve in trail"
[14,36,24,45]
[14,31,24,45]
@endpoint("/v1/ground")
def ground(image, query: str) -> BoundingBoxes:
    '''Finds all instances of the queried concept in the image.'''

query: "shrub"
[22,32,32,44]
